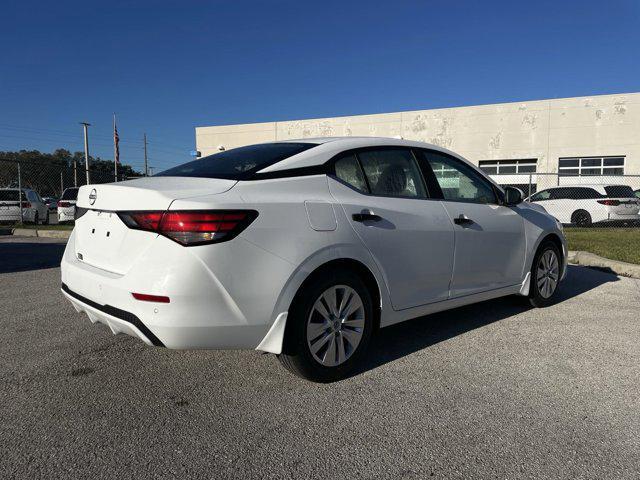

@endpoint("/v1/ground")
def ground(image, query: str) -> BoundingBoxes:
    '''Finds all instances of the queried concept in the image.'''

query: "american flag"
[113,120,120,164]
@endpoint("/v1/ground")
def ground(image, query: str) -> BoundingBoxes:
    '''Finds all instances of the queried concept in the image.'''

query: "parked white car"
[527,185,640,226]
[0,188,49,224]
[57,187,79,223]
[61,138,567,381]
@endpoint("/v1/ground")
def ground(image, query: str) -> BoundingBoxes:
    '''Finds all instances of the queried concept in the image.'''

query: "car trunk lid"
[73,177,237,274]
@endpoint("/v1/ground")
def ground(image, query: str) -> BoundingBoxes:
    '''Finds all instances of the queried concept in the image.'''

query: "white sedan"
[61,138,567,382]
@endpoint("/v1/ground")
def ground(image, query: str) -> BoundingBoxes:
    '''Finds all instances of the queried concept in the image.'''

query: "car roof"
[257,137,472,173]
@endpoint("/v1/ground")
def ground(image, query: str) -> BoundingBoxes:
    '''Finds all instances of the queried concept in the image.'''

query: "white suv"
[527,185,640,226]
[0,188,49,225]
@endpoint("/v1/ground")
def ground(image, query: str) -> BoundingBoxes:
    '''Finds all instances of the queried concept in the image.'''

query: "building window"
[558,156,625,176]
[478,159,537,175]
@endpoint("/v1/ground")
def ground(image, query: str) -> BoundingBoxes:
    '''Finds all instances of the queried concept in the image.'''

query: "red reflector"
[132,292,170,303]
[21,202,31,208]
[597,199,620,206]
[58,201,71,208]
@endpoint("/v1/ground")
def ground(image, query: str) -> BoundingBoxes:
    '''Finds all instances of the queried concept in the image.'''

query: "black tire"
[42,211,49,225]
[33,212,39,225]
[571,210,592,227]
[278,269,374,383]
[529,241,562,308]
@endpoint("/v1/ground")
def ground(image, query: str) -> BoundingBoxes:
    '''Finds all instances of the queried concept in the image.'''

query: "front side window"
[357,149,427,198]
[422,151,497,204]
[530,190,551,201]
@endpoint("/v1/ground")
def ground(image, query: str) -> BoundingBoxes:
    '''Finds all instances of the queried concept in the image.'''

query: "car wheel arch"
[282,258,381,352]
[533,232,565,275]
[257,256,384,355]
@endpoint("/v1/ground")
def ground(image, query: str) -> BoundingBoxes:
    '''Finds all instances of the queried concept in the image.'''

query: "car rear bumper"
[60,230,292,350]
[58,210,75,222]
[604,212,640,222]
[62,283,164,346]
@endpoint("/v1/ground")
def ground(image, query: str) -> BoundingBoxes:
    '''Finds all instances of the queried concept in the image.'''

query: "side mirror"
[504,186,523,206]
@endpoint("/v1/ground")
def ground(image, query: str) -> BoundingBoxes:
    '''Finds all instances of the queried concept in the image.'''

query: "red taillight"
[597,199,620,206]
[58,201,71,208]
[21,201,31,208]
[118,210,258,246]
[132,292,170,303]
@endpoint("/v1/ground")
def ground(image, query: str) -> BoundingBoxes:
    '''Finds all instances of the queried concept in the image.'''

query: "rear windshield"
[156,142,317,180]
[0,190,25,201]
[604,185,635,198]
[61,188,79,200]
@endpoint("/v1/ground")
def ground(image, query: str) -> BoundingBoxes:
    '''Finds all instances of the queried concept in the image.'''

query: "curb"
[568,250,640,279]
[12,228,72,239]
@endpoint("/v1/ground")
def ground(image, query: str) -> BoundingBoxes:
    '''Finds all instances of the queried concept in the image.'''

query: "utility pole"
[113,113,118,182]
[73,155,77,187]
[80,122,91,185]
[143,133,149,176]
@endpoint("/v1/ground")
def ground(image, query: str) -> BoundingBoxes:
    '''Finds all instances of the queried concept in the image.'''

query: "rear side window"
[334,154,368,192]
[61,188,79,200]
[0,190,22,201]
[357,149,427,198]
[156,143,316,180]
[604,185,635,198]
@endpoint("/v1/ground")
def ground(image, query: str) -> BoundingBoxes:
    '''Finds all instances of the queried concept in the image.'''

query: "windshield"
[156,142,317,180]
[604,185,635,198]
[61,188,79,200]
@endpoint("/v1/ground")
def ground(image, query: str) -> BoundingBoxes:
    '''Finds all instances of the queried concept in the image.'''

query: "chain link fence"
[0,158,139,226]
[2,156,639,230]
[492,173,640,228]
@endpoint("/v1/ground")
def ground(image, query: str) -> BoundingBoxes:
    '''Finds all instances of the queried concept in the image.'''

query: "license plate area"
[75,211,129,273]
[74,210,158,275]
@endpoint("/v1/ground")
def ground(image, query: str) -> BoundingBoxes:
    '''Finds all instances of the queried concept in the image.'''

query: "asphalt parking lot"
[1,236,639,479]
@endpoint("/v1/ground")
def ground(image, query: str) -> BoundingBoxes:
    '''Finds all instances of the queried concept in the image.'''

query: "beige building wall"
[195,92,640,189]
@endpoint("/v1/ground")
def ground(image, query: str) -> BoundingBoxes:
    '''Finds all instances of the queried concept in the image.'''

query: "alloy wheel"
[306,285,365,367]
[537,250,559,299]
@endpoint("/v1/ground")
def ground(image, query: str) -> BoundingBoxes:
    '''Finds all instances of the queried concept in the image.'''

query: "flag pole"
[113,113,118,182]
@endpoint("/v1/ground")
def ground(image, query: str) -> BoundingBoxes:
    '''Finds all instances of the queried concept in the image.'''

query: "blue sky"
[1,0,638,173]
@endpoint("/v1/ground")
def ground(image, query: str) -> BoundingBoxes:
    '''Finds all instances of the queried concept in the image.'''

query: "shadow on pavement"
[353,265,619,378]
[0,241,66,274]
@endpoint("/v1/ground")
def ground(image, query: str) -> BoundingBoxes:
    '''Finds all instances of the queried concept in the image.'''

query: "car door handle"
[453,214,474,226]
[352,211,382,222]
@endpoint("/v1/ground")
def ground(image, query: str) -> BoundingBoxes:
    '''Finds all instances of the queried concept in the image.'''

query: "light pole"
[80,122,91,185]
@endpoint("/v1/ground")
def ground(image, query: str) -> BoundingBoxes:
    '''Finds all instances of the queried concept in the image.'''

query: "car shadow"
[0,241,66,274]
[350,265,619,379]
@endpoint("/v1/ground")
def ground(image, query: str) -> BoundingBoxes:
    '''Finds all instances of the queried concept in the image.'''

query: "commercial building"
[195,92,640,192]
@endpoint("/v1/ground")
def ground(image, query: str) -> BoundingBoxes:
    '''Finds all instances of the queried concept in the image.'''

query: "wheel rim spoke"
[336,333,346,365]
[307,321,328,340]
[322,333,338,365]
[310,331,332,355]
[342,317,365,329]
[327,288,341,316]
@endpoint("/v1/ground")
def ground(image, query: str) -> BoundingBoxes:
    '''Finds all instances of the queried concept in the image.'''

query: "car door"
[327,148,455,310]
[417,149,526,298]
